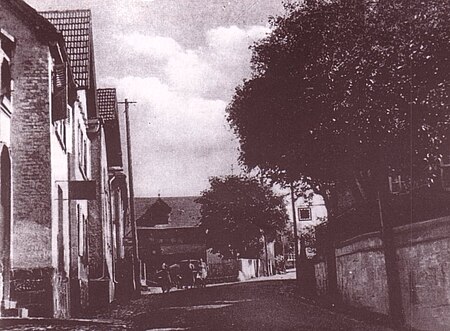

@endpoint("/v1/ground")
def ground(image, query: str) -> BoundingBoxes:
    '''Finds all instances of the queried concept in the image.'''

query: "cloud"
[108,75,239,197]
[115,24,270,99]
[114,33,182,60]
[206,25,270,57]
[103,25,270,195]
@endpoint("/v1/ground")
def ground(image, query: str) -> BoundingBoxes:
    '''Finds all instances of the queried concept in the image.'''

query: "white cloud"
[110,75,239,197]
[110,75,233,152]
[116,24,270,99]
[105,25,270,195]
[206,25,270,52]
[114,33,182,60]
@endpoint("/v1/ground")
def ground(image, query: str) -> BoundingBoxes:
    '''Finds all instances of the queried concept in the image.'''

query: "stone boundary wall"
[394,216,450,330]
[335,232,389,315]
[314,216,450,330]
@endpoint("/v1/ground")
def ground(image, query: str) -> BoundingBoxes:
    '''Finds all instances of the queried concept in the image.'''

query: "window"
[57,186,65,273]
[1,59,11,99]
[388,175,403,194]
[52,63,68,122]
[0,30,14,104]
[78,204,88,264]
[77,205,83,256]
[83,139,87,174]
[298,207,312,221]
[441,155,450,191]
[54,114,67,151]
[78,125,87,176]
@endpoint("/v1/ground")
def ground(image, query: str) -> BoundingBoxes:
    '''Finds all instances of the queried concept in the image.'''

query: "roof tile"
[136,197,202,228]
[97,88,117,121]
[40,10,92,88]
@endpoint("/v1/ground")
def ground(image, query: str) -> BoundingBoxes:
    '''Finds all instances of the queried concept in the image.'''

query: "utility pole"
[290,182,301,283]
[118,98,140,295]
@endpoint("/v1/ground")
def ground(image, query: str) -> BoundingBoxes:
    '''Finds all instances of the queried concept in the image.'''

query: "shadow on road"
[103,278,394,331]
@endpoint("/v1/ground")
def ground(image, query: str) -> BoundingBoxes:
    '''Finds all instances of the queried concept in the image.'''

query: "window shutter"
[52,63,68,122]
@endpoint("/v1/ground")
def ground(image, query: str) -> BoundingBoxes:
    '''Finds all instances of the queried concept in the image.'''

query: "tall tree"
[227,0,450,214]
[196,175,288,259]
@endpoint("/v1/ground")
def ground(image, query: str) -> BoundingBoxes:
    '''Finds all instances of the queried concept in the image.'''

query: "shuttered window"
[52,63,68,122]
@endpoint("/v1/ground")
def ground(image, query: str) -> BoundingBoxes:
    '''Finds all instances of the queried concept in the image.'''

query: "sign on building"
[298,207,311,221]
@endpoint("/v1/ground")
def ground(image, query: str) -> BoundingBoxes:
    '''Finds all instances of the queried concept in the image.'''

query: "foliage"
[227,0,450,207]
[196,175,288,259]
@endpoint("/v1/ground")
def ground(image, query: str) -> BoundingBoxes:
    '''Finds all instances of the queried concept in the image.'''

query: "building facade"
[135,196,206,279]
[0,2,135,318]
[0,0,78,318]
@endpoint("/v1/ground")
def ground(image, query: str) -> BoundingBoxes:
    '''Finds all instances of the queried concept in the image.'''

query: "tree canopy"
[196,175,288,259]
[227,0,450,201]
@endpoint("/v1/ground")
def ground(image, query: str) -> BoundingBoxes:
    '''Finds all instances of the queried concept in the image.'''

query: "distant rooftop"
[97,88,122,167]
[135,196,201,228]
[97,88,117,121]
[40,10,92,88]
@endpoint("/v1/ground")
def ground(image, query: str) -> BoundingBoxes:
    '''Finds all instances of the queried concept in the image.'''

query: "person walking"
[198,258,208,288]
[188,260,196,288]
[159,263,172,293]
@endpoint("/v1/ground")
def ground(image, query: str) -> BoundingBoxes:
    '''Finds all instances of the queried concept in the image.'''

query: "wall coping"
[334,215,450,255]
[392,215,450,247]
[393,215,450,234]
[335,230,381,249]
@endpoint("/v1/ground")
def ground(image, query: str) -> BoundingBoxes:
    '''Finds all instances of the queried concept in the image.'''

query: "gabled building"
[0,1,136,318]
[0,23,15,316]
[0,0,78,318]
[135,196,206,278]
[42,10,136,312]
[97,87,134,302]
[41,9,98,316]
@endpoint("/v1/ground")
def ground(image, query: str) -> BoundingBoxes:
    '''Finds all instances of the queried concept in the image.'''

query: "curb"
[0,317,129,328]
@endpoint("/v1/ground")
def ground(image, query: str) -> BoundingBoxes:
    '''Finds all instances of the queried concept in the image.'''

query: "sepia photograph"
[0,0,449,330]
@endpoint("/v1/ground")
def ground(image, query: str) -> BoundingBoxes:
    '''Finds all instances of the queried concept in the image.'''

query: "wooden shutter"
[52,63,68,122]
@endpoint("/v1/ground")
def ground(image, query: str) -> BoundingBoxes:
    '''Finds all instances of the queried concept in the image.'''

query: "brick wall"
[87,132,103,278]
[1,3,55,316]
[0,4,53,269]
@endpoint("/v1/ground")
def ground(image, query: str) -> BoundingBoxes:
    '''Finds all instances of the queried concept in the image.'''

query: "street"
[1,272,395,330]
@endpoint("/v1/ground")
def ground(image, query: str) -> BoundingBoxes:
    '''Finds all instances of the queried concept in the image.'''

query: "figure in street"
[197,258,207,288]
[158,263,172,294]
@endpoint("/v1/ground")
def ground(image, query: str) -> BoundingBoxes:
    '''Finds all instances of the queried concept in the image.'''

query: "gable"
[40,10,93,88]
[135,196,201,228]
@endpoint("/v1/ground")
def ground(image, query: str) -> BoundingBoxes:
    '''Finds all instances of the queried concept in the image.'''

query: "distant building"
[136,196,277,283]
[97,88,134,303]
[135,196,206,278]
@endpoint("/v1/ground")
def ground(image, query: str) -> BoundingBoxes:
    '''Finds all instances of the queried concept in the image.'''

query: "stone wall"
[394,216,450,330]
[315,216,450,330]
[314,261,327,296]
[335,232,389,315]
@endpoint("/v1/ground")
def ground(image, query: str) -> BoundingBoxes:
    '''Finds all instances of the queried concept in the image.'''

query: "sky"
[26,0,288,197]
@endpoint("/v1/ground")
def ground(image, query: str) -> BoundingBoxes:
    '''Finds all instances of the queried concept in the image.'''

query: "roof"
[97,88,123,167]
[40,10,92,88]
[135,197,201,228]
[2,0,61,41]
[148,197,172,214]
[98,88,117,121]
